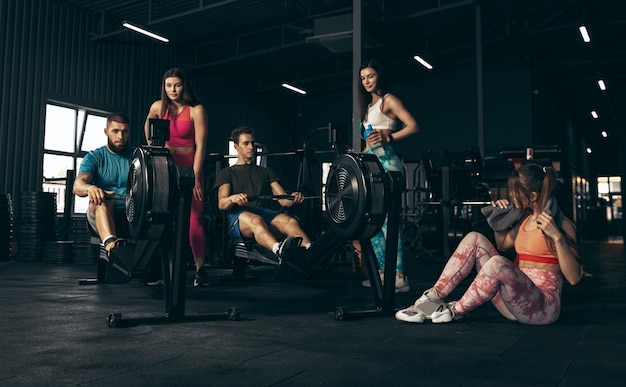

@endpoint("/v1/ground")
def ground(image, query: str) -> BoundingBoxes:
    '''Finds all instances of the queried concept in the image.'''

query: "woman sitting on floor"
[396,163,582,325]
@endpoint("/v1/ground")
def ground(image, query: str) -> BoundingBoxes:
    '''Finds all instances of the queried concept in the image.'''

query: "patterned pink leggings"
[433,231,563,325]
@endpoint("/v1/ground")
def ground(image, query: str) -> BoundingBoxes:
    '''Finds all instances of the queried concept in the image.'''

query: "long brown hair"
[508,163,579,259]
[159,68,202,118]
[357,59,390,122]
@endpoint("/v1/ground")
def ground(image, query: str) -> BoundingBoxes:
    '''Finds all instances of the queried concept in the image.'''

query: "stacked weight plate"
[0,194,13,262]
[16,192,58,261]
[71,215,100,265]
[43,240,73,263]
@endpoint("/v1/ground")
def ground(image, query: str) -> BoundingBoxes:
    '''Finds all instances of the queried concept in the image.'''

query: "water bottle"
[362,124,386,157]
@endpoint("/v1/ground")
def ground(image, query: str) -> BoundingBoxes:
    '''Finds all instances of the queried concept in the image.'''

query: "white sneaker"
[362,273,410,293]
[361,272,383,288]
[395,287,444,323]
[394,276,410,293]
[431,301,461,323]
[395,304,426,323]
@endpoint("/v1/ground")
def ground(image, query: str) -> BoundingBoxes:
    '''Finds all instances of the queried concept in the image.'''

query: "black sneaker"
[193,267,209,287]
[277,236,303,261]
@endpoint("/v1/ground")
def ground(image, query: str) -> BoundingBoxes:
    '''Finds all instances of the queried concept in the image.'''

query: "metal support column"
[475,4,485,162]
[352,0,362,152]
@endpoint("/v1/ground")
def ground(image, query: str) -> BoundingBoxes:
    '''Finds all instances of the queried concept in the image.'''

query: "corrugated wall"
[1,0,143,199]
[0,0,300,203]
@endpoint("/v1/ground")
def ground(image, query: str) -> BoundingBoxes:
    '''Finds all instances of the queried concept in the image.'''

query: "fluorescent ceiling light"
[591,110,598,119]
[601,130,608,138]
[586,147,592,154]
[578,25,591,43]
[413,55,433,70]
[281,83,306,95]
[598,79,607,91]
[122,21,169,43]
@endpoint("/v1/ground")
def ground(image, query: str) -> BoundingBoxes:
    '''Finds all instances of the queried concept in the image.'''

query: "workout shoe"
[277,236,303,261]
[395,304,426,323]
[396,287,439,322]
[395,276,410,293]
[193,267,209,287]
[430,301,462,323]
[102,236,129,257]
[362,273,410,293]
[361,272,383,288]
[395,287,444,322]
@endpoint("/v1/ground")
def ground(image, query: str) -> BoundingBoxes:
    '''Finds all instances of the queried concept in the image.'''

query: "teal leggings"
[365,145,404,273]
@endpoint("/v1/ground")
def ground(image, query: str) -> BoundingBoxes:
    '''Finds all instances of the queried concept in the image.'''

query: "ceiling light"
[122,21,169,43]
[591,110,598,119]
[281,83,307,95]
[413,55,433,70]
[601,130,608,138]
[578,25,591,43]
[586,147,592,154]
[598,79,607,91]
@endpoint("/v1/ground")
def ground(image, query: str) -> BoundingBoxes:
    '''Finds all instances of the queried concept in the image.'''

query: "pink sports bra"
[164,105,195,147]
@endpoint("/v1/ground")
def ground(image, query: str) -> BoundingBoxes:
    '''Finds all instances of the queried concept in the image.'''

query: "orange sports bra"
[514,216,559,265]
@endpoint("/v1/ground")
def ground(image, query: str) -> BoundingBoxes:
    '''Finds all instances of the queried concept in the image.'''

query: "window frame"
[42,101,111,214]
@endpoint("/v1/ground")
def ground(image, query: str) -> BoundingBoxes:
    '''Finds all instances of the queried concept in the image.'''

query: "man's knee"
[285,216,301,230]
[93,204,114,223]
[92,200,115,215]
[239,212,269,233]
[272,214,302,234]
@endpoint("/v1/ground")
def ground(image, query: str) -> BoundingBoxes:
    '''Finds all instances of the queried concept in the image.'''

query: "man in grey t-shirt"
[214,126,311,260]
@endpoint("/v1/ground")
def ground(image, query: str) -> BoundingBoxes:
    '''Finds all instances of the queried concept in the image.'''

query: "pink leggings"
[171,152,206,260]
[433,231,563,325]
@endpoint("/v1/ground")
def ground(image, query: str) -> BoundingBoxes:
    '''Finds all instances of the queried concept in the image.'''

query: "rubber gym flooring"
[0,239,624,386]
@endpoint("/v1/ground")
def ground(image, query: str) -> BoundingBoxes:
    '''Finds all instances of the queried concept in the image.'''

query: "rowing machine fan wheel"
[126,146,178,240]
[324,153,389,240]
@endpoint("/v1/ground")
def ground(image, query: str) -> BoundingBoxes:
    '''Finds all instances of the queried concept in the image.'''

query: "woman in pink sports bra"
[144,68,209,287]
[396,163,583,325]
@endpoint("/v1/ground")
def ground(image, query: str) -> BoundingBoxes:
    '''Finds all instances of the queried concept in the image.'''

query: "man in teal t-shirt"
[73,113,133,256]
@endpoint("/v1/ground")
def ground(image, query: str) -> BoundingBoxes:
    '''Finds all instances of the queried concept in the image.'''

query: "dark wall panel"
[293,64,533,161]
[1,0,140,199]
[0,0,297,201]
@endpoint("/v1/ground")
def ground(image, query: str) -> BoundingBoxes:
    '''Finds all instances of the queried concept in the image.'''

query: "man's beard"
[108,139,128,154]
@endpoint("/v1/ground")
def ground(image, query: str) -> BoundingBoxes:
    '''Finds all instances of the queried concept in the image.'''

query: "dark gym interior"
[1,1,625,386]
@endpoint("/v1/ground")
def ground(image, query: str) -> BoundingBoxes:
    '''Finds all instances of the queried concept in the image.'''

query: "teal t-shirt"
[79,146,133,209]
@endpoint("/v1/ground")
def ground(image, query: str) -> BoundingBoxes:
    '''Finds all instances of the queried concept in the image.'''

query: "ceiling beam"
[90,0,240,41]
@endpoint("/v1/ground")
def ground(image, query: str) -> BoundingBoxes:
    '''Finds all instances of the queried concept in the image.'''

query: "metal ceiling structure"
[55,0,626,156]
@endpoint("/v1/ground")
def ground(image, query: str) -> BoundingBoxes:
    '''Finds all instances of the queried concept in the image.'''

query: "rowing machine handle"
[247,194,294,201]
[104,194,126,200]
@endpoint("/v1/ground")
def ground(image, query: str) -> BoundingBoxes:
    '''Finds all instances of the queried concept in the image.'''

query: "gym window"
[597,176,622,232]
[42,102,109,214]
[227,140,267,167]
